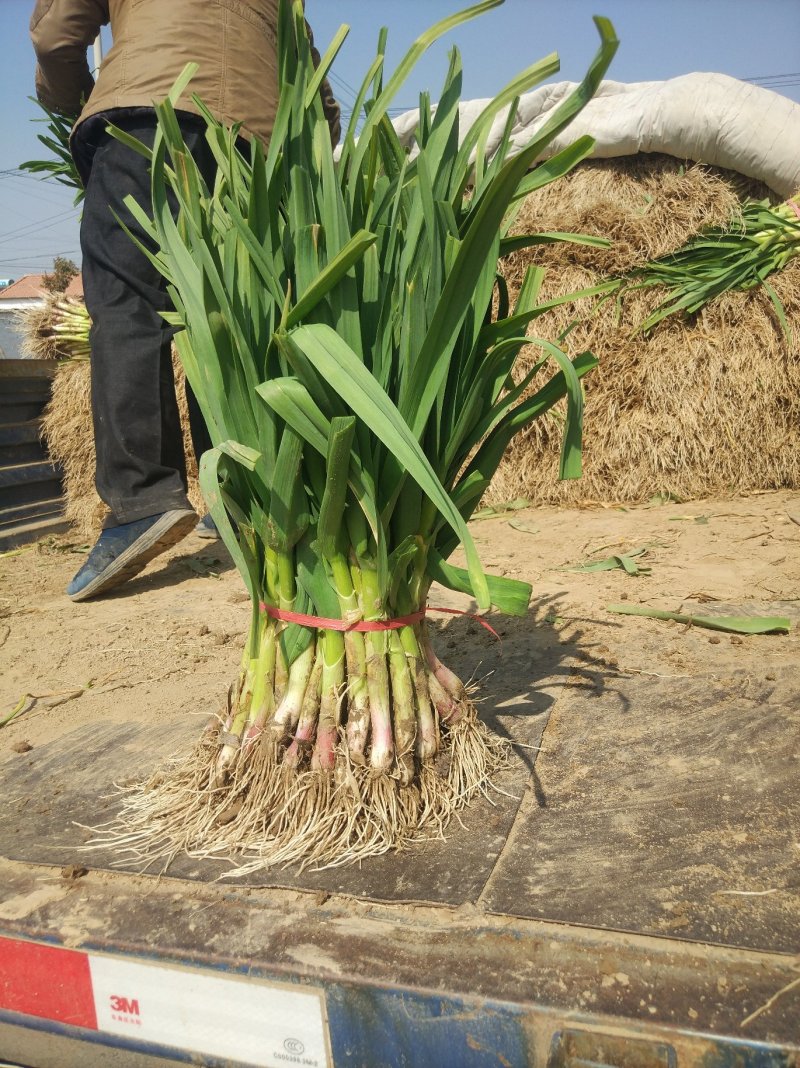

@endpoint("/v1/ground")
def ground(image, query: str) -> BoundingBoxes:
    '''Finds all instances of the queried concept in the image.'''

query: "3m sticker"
[88,954,330,1067]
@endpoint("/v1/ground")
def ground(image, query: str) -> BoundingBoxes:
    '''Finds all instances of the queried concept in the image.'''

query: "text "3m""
[110,995,140,1016]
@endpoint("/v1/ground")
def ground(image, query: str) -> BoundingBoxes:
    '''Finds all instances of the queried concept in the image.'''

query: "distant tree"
[42,256,79,294]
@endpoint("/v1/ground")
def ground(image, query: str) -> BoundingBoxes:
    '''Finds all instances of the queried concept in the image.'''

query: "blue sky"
[1,0,799,279]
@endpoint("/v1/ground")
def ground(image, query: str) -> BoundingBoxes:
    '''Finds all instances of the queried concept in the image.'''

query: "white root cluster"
[92,620,509,872]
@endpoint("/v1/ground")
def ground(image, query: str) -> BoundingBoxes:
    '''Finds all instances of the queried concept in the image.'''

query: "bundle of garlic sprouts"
[92,0,617,871]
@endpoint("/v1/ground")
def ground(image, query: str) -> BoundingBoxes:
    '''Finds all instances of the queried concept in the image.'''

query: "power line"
[328,71,360,104]
[0,170,70,187]
[0,208,80,244]
[0,257,81,272]
[0,168,60,179]
[747,79,800,89]
[743,71,800,89]
[0,177,80,211]
[0,249,81,261]
[743,71,800,81]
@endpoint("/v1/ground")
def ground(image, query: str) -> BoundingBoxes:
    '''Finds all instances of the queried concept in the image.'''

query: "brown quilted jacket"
[30,0,341,147]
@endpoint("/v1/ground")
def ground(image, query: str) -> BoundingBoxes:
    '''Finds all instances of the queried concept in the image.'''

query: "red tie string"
[259,602,500,639]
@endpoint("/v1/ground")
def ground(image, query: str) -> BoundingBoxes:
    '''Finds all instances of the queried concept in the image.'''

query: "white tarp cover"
[392,73,800,197]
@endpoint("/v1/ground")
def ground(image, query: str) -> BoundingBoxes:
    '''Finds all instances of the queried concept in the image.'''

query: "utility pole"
[93,33,103,75]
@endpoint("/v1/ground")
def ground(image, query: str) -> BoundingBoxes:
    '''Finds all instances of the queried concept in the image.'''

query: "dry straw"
[26,155,800,531]
[490,153,800,506]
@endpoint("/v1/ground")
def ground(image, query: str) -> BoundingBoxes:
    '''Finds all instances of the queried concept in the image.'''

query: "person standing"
[30,0,339,601]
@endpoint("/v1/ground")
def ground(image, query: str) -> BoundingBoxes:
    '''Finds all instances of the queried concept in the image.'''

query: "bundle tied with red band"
[86,0,618,872]
[260,602,501,639]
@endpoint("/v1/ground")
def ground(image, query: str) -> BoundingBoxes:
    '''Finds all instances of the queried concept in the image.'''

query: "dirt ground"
[2,490,799,753]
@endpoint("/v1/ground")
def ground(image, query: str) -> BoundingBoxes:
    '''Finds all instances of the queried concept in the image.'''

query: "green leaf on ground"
[472,498,532,520]
[564,547,651,576]
[0,694,34,728]
[186,556,223,578]
[507,519,540,535]
[648,492,683,506]
[608,604,791,634]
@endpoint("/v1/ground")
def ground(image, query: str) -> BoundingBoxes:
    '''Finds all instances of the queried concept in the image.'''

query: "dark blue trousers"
[73,110,214,526]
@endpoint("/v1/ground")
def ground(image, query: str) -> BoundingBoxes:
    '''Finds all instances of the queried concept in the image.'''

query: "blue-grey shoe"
[195,514,219,539]
[67,509,198,601]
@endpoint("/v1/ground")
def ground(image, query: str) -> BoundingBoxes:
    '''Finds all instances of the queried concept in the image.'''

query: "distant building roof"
[0,273,84,302]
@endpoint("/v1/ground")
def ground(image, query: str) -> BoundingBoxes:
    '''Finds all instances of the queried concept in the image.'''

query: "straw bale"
[507,153,772,279]
[15,294,73,361]
[34,154,800,525]
[489,154,800,505]
[41,352,204,538]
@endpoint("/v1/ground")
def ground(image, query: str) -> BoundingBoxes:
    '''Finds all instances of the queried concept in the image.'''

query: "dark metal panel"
[482,663,800,954]
[325,984,533,1067]
[0,459,61,489]
[0,474,63,510]
[0,358,58,381]
[0,439,47,465]
[0,496,65,531]
[0,400,50,422]
[0,359,65,545]
[0,420,45,446]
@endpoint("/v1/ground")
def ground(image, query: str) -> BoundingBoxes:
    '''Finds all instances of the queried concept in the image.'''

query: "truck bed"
[1,495,798,1065]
